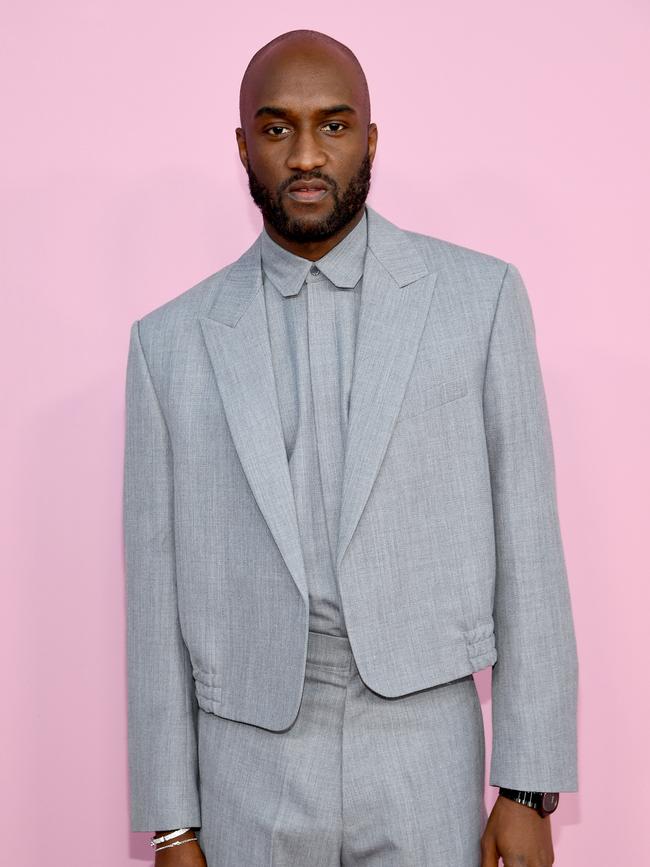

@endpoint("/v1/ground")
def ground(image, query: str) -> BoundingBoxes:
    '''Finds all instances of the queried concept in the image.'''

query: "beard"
[246,152,372,243]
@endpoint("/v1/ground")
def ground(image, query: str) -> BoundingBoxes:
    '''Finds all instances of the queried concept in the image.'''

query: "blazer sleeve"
[123,319,201,832]
[483,264,579,792]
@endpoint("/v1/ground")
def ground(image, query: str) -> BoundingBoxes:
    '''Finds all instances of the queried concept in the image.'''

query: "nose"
[286,128,326,173]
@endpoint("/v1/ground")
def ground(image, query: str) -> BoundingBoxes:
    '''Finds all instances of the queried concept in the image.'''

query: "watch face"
[541,792,559,813]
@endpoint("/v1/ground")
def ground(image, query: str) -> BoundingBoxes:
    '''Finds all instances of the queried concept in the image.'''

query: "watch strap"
[498,787,559,817]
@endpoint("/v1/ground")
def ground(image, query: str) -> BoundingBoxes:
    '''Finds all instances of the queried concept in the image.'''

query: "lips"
[287,179,329,193]
[285,179,331,204]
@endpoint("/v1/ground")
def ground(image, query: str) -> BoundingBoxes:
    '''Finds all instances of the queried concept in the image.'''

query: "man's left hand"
[480,795,555,866]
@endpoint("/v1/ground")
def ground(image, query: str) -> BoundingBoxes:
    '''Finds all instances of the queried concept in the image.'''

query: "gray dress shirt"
[260,208,368,636]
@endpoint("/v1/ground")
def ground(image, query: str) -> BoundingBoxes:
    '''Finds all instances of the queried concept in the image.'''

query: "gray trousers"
[195,631,488,866]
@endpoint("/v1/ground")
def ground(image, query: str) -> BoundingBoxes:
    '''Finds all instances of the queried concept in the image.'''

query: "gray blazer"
[123,205,578,832]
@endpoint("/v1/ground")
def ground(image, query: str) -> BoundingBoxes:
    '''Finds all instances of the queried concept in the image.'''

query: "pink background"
[3,1,649,864]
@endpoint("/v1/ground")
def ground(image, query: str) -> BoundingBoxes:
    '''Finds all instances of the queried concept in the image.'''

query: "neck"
[263,206,365,261]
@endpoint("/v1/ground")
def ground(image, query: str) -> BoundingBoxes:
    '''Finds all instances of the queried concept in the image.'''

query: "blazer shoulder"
[133,256,239,349]
[406,227,510,286]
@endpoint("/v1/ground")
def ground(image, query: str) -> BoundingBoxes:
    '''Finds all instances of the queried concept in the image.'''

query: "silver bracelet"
[154,835,198,853]
[149,827,191,846]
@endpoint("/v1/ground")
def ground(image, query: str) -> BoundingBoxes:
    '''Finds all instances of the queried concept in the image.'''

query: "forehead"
[242,43,363,120]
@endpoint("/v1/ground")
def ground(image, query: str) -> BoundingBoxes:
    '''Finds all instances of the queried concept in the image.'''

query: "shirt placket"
[306,264,346,572]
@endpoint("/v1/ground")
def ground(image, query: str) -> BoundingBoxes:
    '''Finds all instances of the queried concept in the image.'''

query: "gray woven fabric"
[261,209,368,635]
[123,204,579,834]
[195,630,487,866]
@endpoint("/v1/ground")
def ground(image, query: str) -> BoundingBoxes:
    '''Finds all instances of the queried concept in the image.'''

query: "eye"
[323,122,345,133]
[266,126,290,136]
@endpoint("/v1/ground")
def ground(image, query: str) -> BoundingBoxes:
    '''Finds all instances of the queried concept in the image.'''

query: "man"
[123,29,578,867]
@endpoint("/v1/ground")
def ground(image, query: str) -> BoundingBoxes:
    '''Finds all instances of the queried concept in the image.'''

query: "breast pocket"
[396,375,468,424]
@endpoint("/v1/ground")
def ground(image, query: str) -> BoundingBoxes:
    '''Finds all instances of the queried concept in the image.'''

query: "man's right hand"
[153,830,207,866]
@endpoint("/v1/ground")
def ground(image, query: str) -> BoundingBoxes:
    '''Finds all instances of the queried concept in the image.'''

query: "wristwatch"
[498,788,559,818]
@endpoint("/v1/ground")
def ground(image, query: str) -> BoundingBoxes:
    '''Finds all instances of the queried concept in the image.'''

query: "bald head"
[239,30,371,130]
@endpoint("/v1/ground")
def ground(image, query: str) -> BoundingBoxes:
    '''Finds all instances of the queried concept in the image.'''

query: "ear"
[235,127,249,171]
[367,122,378,165]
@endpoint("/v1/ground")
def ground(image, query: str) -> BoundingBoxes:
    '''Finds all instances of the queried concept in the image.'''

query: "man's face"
[237,45,377,244]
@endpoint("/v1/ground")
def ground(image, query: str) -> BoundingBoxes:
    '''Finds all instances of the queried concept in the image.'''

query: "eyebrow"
[254,104,357,120]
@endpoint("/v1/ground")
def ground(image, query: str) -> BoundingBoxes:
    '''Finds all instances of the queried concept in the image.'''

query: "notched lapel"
[198,237,308,605]
[336,207,438,570]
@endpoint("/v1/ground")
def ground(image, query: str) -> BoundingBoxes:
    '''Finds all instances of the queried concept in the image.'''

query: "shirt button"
[310,265,320,276]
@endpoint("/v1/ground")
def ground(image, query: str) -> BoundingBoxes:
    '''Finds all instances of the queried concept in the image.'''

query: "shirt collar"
[260,207,368,297]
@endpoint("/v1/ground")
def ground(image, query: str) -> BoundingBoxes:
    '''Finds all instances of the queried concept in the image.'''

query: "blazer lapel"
[198,237,309,606]
[197,205,438,597]
[336,206,438,570]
